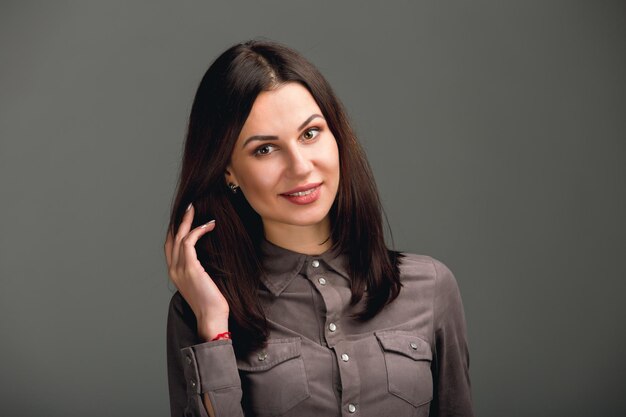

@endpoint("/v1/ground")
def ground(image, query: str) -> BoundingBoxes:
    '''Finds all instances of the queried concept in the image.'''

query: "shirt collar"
[259,238,350,297]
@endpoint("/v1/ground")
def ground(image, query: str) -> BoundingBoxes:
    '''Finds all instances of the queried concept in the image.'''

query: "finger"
[177,220,217,271]
[175,203,195,242]
[164,229,173,268]
[172,203,195,267]
[165,230,180,291]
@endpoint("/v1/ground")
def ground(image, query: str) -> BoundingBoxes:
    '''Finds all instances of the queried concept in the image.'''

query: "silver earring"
[228,183,239,194]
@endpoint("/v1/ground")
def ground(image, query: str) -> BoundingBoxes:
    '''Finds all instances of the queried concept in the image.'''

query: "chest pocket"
[376,330,433,408]
[236,337,310,416]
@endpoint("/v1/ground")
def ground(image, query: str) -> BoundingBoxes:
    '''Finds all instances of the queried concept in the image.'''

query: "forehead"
[239,82,322,135]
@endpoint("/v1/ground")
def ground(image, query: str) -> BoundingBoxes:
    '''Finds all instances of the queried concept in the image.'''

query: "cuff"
[181,339,241,395]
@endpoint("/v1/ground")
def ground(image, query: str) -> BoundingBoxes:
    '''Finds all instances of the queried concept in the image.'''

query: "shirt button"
[190,379,196,388]
[348,403,357,413]
[318,277,327,285]
[312,259,320,268]
[186,356,192,365]
[257,352,268,361]
[328,323,337,332]
[410,342,418,350]
[341,353,349,362]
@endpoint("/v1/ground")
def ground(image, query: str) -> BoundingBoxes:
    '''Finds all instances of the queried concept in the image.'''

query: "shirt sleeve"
[429,258,474,417]
[167,291,244,417]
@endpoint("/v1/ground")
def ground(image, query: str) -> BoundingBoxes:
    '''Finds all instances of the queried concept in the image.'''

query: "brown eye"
[302,128,320,141]
[254,144,276,156]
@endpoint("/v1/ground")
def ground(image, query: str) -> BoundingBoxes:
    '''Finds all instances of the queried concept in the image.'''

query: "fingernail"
[186,203,192,212]
[200,219,215,228]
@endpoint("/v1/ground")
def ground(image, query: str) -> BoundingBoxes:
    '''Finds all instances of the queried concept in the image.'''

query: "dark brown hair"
[167,40,403,355]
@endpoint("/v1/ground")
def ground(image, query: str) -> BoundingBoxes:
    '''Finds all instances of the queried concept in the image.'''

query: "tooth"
[289,188,315,196]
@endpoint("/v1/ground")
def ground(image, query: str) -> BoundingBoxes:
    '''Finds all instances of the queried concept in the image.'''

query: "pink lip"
[280,182,323,195]
[280,185,322,205]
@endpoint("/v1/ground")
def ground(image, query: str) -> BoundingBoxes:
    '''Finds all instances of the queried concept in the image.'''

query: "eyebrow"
[241,114,324,148]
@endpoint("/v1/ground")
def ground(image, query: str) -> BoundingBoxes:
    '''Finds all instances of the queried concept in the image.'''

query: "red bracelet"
[210,331,231,341]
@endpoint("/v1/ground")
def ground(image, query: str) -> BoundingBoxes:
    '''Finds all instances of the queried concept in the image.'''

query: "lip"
[280,185,321,205]
[280,182,323,195]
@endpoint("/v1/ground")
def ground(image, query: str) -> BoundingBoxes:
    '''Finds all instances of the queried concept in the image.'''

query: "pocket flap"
[375,330,432,361]
[237,337,302,372]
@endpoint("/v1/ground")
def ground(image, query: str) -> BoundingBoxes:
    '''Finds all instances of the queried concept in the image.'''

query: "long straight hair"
[168,40,403,356]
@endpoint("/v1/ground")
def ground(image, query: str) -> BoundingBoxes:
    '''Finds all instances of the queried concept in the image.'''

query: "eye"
[302,127,320,141]
[253,143,277,156]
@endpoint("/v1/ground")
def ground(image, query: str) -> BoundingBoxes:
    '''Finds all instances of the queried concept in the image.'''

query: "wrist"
[210,331,231,342]
[197,320,229,342]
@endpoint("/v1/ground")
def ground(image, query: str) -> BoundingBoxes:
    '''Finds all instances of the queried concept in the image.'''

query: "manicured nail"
[186,203,192,212]
[200,220,215,229]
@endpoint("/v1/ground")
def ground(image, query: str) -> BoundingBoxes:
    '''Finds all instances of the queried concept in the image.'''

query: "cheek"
[238,163,281,196]
[325,140,341,178]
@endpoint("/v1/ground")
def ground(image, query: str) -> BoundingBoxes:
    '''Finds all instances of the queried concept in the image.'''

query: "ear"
[224,164,237,186]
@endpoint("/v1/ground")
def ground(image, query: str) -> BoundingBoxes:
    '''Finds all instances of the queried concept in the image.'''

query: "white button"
[410,342,418,350]
[341,353,349,362]
[348,403,356,413]
[318,277,327,285]
[312,260,320,267]
[190,379,196,388]
[257,352,268,361]
[329,323,337,332]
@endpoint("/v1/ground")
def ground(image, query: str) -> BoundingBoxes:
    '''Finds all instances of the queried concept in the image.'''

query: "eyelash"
[302,127,320,141]
[253,144,276,156]
[253,127,321,156]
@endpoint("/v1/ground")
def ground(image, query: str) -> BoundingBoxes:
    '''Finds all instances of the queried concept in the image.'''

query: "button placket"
[333,341,361,417]
[306,258,329,289]
[304,256,343,349]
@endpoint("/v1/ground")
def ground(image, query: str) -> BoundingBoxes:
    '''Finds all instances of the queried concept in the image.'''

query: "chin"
[269,207,332,228]
[281,215,329,227]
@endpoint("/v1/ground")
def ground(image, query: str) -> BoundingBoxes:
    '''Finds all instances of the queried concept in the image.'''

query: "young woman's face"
[226,82,340,235]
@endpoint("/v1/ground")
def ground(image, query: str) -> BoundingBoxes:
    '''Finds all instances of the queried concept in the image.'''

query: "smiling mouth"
[279,183,323,205]
[285,186,320,197]
[280,182,323,196]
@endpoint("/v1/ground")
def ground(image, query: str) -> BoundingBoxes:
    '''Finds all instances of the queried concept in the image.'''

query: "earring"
[228,183,239,194]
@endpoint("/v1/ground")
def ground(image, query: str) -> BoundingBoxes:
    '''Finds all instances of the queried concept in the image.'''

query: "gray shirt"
[167,239,474,417]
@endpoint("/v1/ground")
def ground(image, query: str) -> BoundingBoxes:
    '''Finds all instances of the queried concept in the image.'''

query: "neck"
[263,218,332,255]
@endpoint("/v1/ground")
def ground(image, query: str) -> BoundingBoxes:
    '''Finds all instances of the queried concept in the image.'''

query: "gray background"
[1,1,624,416]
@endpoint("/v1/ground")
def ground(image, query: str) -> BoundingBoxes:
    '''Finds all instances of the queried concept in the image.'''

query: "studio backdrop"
[0,1,624,416]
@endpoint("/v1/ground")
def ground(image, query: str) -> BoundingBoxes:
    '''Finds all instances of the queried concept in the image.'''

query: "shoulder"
[397,252,460,295]
[167,291,202,349]
[167,291,196,327]
[168,290,185,314]
[398,252,455,281]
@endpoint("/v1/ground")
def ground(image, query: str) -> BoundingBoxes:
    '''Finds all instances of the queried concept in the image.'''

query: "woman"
[165,40,473,417]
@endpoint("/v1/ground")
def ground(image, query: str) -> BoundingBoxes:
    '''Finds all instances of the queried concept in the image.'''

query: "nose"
[284,144,313,178]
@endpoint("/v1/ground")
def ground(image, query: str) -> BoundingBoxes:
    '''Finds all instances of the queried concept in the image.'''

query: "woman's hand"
[164,204,230,341]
